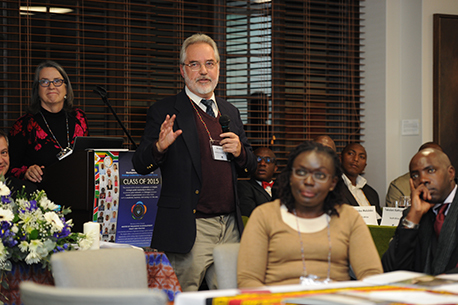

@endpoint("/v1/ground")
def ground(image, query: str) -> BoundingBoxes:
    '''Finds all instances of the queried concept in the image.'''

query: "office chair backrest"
[20,281,167,305]
[213,243,240,289]
[51,248,148,288]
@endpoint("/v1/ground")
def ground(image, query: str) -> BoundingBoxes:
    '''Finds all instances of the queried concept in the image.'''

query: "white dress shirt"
[432,184,457,216]
[185,86,218,115]
[342,174,370,207]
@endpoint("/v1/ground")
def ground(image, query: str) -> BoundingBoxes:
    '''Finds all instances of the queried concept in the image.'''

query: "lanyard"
[39,111,70,151]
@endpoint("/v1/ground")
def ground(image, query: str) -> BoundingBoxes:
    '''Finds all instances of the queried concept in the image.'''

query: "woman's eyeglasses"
[39,79,65,87]
[291,168,331,182]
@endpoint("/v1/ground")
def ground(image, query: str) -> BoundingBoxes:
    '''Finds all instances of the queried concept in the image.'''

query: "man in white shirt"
[340,142,381,217]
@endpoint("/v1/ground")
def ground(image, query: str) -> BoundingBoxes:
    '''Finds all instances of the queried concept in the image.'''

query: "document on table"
[283,290,458,305]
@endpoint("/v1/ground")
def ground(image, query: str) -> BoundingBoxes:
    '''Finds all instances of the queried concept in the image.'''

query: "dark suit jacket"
[340,180,382,216]
[132,90,257,254]
[382,190,458,275]
[237,178,272,217]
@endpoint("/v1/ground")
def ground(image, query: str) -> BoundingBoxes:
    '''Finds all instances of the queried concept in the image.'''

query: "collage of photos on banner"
[94,152,119,243]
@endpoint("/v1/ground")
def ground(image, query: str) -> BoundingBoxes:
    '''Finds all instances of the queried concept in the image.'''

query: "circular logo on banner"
[131,201,147,220]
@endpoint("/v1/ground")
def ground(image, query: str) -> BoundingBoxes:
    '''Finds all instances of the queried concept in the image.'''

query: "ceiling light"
[19,6,73,14]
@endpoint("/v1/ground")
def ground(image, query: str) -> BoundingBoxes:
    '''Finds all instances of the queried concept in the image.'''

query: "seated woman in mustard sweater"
[237,141,383,288]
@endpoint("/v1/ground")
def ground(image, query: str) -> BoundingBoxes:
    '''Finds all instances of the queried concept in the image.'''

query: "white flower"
[44,212,64,231]
[25,251,41,264]
[0,208,14,222]
[28,239,43,252]
[39,196,59,211]
[11,225,18,234]
[19,210,41,234]
[0,241,7,263]
[25,239,43,264]
[15,198,27,207]
[19,241,29,252]
[78,234,93,251]
[0,182,10,196]
[0,187,82,268]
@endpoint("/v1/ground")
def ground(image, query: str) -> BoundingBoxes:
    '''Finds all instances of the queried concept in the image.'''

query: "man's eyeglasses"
[256,156,276,164]
[39,79,65,88]
[182,61,218,71]
[291,168,331,182]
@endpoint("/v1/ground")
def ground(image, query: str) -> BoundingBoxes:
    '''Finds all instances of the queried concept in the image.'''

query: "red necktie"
[262,181,274,190]
[434,203,449,237]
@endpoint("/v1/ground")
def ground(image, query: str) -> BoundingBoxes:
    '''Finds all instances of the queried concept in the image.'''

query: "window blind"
[1,0,364,169]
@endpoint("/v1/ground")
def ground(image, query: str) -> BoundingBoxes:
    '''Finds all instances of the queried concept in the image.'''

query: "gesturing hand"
[156,114,183,153]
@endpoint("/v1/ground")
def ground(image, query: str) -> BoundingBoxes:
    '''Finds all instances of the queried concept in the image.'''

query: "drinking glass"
[398,196,411,208]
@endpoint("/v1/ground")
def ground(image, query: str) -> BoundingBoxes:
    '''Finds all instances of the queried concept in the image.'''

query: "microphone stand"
[93,85,138,150]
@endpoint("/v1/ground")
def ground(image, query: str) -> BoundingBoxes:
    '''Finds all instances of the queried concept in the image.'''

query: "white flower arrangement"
[0,179,94,284]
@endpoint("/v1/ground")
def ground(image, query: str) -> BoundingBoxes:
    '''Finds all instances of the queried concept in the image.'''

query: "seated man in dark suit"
[385,142,443,207]
[340,142,381,217]
[1,129,37,198]
[237,147,277,217]
[382,148,458,275]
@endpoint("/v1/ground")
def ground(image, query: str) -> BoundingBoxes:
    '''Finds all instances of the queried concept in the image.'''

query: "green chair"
[368,225,397,258]
[242,216,249,227]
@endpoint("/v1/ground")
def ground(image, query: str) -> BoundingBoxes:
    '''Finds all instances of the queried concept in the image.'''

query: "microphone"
[219,115,233,160]
[219,115,231,133]
[93,86,138,150]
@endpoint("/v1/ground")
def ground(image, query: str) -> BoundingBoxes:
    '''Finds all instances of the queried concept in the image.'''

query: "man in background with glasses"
[238,147,277,217]
[133,33,256,291]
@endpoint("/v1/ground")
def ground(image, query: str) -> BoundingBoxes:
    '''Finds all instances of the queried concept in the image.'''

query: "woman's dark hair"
[276,140,343,216]
[29,60,74,114]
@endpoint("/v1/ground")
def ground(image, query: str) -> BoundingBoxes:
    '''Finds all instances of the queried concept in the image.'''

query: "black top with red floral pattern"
[8,107,89,179]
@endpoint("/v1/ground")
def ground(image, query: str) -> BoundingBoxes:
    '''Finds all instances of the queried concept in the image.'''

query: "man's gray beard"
[183,70,219,96]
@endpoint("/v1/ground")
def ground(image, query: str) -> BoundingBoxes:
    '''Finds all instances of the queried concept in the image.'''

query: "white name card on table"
[353,206,378,225]
[380,207,405,226]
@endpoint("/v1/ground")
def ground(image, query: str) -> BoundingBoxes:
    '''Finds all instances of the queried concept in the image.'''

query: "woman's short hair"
[276,140,343,216]
[180,33,220,64]
[29,60,74,114]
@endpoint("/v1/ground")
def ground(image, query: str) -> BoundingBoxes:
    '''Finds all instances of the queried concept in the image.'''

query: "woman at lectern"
[8,60,88,183]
